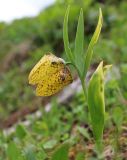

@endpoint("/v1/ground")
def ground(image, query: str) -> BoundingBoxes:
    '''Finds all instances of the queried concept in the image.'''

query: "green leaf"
[63,6,73,62]
[112,107,123,130]
[88,62,105,150]
[84,8,103,78]
[16,124,27,139]
[51,143,69,160]
[7,142,24,160]
[43,139,57,149]
[74,8,84,74]
[103,64,112,75]
[77,126,90,140]
[23,145,36,160]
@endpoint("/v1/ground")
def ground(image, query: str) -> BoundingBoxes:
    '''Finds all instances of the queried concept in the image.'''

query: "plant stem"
[65,62,73,65]
[81,78,88,100]
[95,140,104,159]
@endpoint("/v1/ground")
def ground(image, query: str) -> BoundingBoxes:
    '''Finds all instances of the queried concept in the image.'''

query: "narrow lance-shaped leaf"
[88,62,111,150]
[63,6,73,62]
[74,8,84,74]
[84,8,103,78]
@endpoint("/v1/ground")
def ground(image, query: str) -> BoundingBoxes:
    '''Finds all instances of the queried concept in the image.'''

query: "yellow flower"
[28,53,73,96]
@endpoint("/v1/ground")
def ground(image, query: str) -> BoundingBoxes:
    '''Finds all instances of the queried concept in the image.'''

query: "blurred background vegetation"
[0,0,127,159]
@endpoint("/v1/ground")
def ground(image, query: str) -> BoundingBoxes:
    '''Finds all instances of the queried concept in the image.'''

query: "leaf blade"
[63,6,73,62]
[51,143,69,160]
[88,62,105,150]
[74,8,84,71]
[84,8,103,78]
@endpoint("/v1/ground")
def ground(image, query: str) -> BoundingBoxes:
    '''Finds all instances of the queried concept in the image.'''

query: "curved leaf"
[84,8,103,78]
[63,6,73,62]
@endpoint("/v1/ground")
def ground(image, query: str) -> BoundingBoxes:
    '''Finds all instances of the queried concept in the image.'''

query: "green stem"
[65,62,73,65]
[95,140,104,160]
[81,78,88,100]
[68,63,88,100]
[65,62,76,68]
